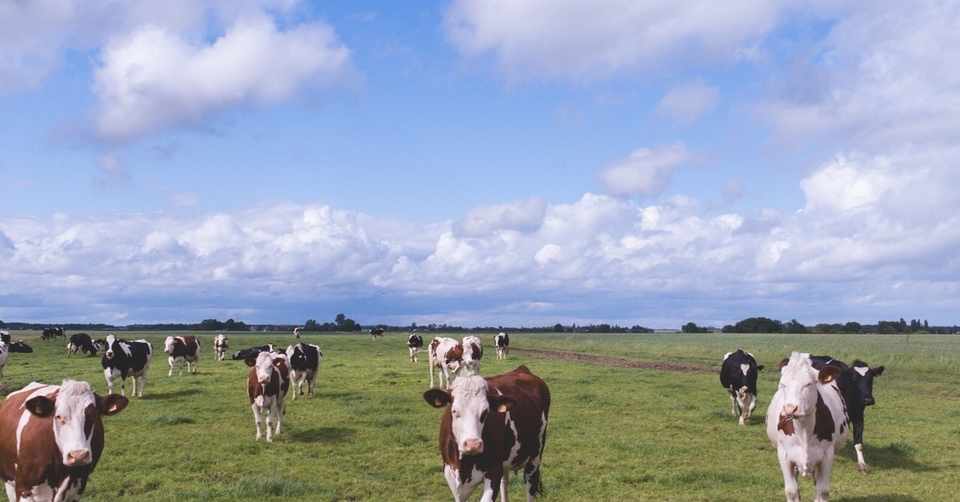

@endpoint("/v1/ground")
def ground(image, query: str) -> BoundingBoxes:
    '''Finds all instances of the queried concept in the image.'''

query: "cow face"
[423,375,515,457]
[24,380,128,467]
[851,360,884,406]
[103,334,120,360]
[246,351,280,384]
[163,336,177,354]
[777,352,840,418]
[735,386,755,413]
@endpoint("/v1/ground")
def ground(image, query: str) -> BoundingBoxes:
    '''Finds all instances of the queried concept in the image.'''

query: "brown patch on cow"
[445,343,464,364]
[818,365,841,384]
[814,392,835,441]
[510,348,710,373]
[470,343,482,360]
[777,414,796,435]
[777,357,790,370]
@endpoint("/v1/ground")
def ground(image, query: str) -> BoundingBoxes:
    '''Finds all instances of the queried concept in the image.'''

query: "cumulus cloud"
[656,80,719,124]
[445,0,786,80]
[600,145,690,196]
[454,198,546,236]
[94,15,350,141]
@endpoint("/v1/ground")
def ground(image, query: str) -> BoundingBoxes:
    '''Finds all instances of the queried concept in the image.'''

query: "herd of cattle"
[0,327,885,502]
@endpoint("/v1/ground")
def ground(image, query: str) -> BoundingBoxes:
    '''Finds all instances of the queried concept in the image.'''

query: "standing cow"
[461,335,483,376]
[164,336,200,376]
[246,351,290,442]
[101,335,153,397]
[407,333,424,363]
[285,342,322,400]
[213,334,229,361]
[41,327,64,341]
[0,330,9,344]
[494,332,509,360]
[810,355,885,472]
[429,337,464,389]
[369,328,385,339]
[423,365,551,502]
[293,327,302,339]
[0,380,128,501]
[67,333,97,356]
[720,349,764,425]
[767,352,848,502]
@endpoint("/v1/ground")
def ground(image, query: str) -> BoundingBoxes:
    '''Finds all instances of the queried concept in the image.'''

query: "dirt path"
[511,347,712,373]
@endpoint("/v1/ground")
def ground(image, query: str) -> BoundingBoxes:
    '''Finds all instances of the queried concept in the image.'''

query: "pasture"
[1,331,957,501]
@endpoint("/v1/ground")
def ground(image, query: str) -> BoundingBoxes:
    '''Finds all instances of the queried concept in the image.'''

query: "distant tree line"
[689,316,960,334]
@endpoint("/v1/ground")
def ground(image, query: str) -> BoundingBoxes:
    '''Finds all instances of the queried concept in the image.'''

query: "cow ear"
[97,394,129,416]
[244,357,257,367]
[25,396,55,418]
[272,357,285,367]
[491,395,516,414]
[818,365,841,384]
[777,358,789,370]
[756,365,765,371]
[423,389,451,408]
[871,366,885,377]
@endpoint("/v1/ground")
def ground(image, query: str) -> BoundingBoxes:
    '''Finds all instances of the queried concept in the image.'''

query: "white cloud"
[656,80,719,123]
[454,198,546,236]
[600,145,690,196]
[445,0,786,80]
[94,15,350,142]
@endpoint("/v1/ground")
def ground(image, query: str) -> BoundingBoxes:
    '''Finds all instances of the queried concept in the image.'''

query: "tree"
[844,322,862,333]
[335,313,346,326]
[723,317,783,333]
[304,319,318,330]
[553,323,564,333]
[682,322,708,333]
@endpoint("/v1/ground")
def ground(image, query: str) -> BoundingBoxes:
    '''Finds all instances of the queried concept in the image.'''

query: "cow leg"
[730,395,739,417]
[499,470,510,502]
[777,449,800,502]
[5,481,15,501]
[851,411,868,472]
[252,404,264,441]
[273,399,283,436]
[135,374,146,398]
[168,356,175,377]
[480,472,503,502]
[429,358,436,388]
[814,454,834,502]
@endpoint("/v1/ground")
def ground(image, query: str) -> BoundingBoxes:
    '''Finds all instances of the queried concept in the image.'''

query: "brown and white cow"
[163,336,200,376]
[767,352,848,502]
[213,334,229,361]
[407,333,424,363]
[0,380,128,501]
[246,351,290,442]
[461,336,483,375]
[423,366,550,502]
[429,337,464,389]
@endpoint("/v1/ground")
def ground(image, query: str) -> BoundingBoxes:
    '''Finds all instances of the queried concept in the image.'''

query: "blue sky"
[2,1,959,327]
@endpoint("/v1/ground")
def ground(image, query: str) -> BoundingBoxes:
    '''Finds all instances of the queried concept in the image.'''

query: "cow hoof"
[857,463,870,473]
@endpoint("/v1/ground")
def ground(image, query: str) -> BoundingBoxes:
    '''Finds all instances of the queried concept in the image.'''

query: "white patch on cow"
[117,341,132,358]
[449,375,489,458]
[53,476,80,502]
[740,363,750,376]
[4,481,15,501]
[722,351,733,362]
[854,366,869,377]
[51,380,99,467]
[855,442,866,468]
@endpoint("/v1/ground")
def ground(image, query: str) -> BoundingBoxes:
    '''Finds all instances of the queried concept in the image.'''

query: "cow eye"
[55,415,66,424]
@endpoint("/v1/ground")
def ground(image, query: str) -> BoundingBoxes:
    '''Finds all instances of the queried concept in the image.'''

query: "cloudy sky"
[2,1,958,327]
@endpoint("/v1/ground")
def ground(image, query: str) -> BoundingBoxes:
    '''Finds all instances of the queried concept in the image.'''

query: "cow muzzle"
[462,438,484,456]
[781,404,801,418]
[65,449,92,466]
[863,397,875,406]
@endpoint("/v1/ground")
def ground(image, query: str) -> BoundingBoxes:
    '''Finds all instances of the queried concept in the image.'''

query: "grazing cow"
[767,352,848,502]
[92,339,108,355]
[293,327,302,339]
[285,343,322,400]
[494,333,509,360]
[101,335,153,398]
[41,327,64,341]
[213,334,229,361]
[810,356,885,472]
[67,333,97,356]
[423,365,551,502]
[246,351,290,442]
[407,334,424,363]
[429,337,464,389]
[164,336,200,376]
[461,335,483,375]
[370,327,385,339]
[232,345,275,361]
[0,380,128,501]
[720,349,764,425]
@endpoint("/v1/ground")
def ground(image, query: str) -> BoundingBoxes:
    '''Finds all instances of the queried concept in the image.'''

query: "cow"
[67,333,97,357]
[163,336,200,376]
[293,327,302,339]
[810,355,885,473]
[720,349,764,425]
[461,335,483,375]
[92,339,108,355]
[41,327,64,341]
[213,334,229,361]
[232,345,276,361]
[0,380,128,501]
[494,333,509,360]
[0,331,9,344]
[429,337,464,389]
[246,351,290,442]
[370,327,385,339]
[767,352,848,502]
[0,341,33,378]
[285,343,322,400]
[407,333,424,363]
[423,365,551,502]
[101,335,153,398]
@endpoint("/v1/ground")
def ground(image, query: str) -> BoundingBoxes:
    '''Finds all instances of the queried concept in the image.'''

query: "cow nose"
[864,397,875,406]
[66,449,92,466]
[462,439,484,455]
[782,404,799,417]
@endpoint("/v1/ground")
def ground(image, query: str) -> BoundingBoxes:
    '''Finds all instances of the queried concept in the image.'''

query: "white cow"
[767,352,848,502]
[461,335,483,375]
[428,337,463,389]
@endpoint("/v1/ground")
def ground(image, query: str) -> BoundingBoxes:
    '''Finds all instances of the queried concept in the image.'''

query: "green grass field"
[1,331,957,501]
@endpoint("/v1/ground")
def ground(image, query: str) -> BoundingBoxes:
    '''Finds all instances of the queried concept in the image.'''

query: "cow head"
[103,334,120,360]
[735,385,755,413]
[163,336,179,355]
[24,380,128,467]
[850,360,884,406]
[246,351,281,384]
[423,375,515,457]
[777,352,840,419]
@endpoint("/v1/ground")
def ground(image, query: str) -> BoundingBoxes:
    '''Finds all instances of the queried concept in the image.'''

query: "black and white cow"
[461,335,483,375]
[0,330,9,344]
[369,327,385,339]
[285,343,322,399]
[0,340,33,378]
[293,327,302,339]
[767,352,848,502]
[810,355,885,472]
[213,334,229,361]
[720,348,764,425]
[494,332,509,360]
[407,333,424,363]
[67,333,97,356]
[232,345,276,361]
[93,339,108,355]
[101,335,153,398]
[41,327,64,340]
[164,336,200,376]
